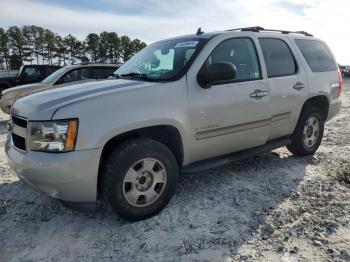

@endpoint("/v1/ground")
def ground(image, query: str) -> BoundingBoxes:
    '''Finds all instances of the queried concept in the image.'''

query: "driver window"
[206,38,261,81]
[62,69,80,83]
[58,68,90,84]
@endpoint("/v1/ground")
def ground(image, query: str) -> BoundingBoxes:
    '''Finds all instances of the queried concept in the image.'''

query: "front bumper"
[5,134,102,203]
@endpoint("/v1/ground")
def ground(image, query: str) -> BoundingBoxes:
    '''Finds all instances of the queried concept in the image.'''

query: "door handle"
[250,89,268,99]
[293,82,306,90]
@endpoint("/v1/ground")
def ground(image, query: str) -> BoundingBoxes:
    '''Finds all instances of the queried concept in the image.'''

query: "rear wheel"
[287,107,324,156]
[102,138,179,221]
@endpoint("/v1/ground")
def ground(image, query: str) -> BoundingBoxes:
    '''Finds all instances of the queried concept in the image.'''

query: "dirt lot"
[0,79,350,262]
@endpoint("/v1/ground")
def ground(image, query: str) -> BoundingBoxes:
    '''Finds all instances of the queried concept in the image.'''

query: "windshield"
[115,38,206,81]
[41,67,67,84]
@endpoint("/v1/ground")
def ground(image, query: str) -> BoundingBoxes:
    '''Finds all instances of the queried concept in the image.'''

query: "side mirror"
[198,62,237,88]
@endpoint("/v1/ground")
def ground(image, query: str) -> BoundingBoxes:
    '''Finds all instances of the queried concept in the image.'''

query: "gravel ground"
[0,79,349,262]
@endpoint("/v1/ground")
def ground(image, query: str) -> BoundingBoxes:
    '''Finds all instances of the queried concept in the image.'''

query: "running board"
[181,137,292,174]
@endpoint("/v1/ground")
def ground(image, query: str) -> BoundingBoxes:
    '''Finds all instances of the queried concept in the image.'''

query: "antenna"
[196,27,204,35]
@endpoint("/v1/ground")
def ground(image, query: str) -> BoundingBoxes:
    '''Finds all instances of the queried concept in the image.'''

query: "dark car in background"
[0,65,61,93]
[340,65,350,77]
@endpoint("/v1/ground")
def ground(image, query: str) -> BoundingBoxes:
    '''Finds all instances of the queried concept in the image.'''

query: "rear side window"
[259,38,297,78]
[101,68,117,78]
[23,67,41,77]
[92,68,116,79]
[294,39,337,72]
[61,68,90,83]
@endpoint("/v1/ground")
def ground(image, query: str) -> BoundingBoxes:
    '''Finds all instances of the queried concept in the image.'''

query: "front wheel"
[102,138,179,221]
[287,107,324,156]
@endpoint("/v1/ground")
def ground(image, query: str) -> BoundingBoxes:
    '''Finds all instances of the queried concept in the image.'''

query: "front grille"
[11,115,28,151]
[12,133,26,151]
[12,115,27,128]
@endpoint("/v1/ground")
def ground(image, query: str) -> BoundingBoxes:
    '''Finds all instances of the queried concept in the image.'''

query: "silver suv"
[5,27,342,221]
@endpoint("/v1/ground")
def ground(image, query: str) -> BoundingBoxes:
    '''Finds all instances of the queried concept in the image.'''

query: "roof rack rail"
[226,26,313,37]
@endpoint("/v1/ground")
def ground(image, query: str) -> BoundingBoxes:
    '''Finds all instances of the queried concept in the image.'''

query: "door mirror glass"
[199,62,237,88]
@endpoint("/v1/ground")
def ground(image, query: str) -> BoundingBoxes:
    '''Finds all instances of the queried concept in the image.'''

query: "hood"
[11,79,147,120]
[2,83,47,96]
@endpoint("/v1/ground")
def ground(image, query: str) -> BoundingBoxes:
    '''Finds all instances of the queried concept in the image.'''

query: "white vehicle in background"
[0,63,120,114]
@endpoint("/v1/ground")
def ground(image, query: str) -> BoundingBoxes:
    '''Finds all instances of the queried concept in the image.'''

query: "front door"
[187,37,271,162]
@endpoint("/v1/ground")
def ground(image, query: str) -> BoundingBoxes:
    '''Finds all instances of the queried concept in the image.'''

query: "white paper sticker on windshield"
[175,41,199,48]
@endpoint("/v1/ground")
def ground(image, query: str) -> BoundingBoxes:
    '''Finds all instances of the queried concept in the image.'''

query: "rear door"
[258,37,308,140]
[187,36,271,162]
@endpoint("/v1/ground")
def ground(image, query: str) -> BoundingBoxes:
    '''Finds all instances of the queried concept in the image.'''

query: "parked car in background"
[0,63,120,114]
[0,65,61,93]
[340,65,350,77]
[6,27,342,221]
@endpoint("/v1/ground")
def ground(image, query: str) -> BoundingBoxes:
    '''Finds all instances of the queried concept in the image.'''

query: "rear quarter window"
[294,39,337,72]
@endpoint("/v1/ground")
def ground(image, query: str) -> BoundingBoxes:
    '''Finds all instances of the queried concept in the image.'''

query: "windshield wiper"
[108,73,120,79]
[120,73,157,82]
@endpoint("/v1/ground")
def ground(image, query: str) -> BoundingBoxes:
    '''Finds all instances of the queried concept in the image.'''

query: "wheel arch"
[301,95,329,121]
[97,125,184,197]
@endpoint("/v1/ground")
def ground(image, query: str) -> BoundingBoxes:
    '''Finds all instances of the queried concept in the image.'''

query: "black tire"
[102,138,179,221]
[287,106,324,156]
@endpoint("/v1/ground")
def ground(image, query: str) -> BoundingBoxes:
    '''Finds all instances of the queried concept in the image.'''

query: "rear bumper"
[327,99,341,121]
[6,134,102,203]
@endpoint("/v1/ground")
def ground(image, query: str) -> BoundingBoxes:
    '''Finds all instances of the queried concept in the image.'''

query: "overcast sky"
[0,0,349,64]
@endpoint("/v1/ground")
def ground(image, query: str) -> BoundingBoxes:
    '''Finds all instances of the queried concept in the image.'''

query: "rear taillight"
[338,69,343,97]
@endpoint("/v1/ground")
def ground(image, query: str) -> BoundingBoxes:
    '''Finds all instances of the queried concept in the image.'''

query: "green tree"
[85,33,99,63]
[21,26,34,64]
[43,29,56,65]
[0,27,10,69]
[64,34,79,64]
[106,32,120,63]
[1,25,147,67]
[54,35,67,66]
[131,39,146,55]
[98,31,109,62]
[7,26,27,66]
[120,35,132,62]
[30,26,45,64]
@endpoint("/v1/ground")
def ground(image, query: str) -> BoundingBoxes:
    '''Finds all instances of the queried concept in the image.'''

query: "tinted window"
[205,38,261,81]
[61,68,90,84]
[295,39,337,72]
[24,67,41,77]
[92,68,116,79]
[259,38,297,78]
[101,68,116,78]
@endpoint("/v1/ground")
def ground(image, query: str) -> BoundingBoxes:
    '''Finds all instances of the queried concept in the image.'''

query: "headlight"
[29,119,78,152]
[3,90,22,100]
